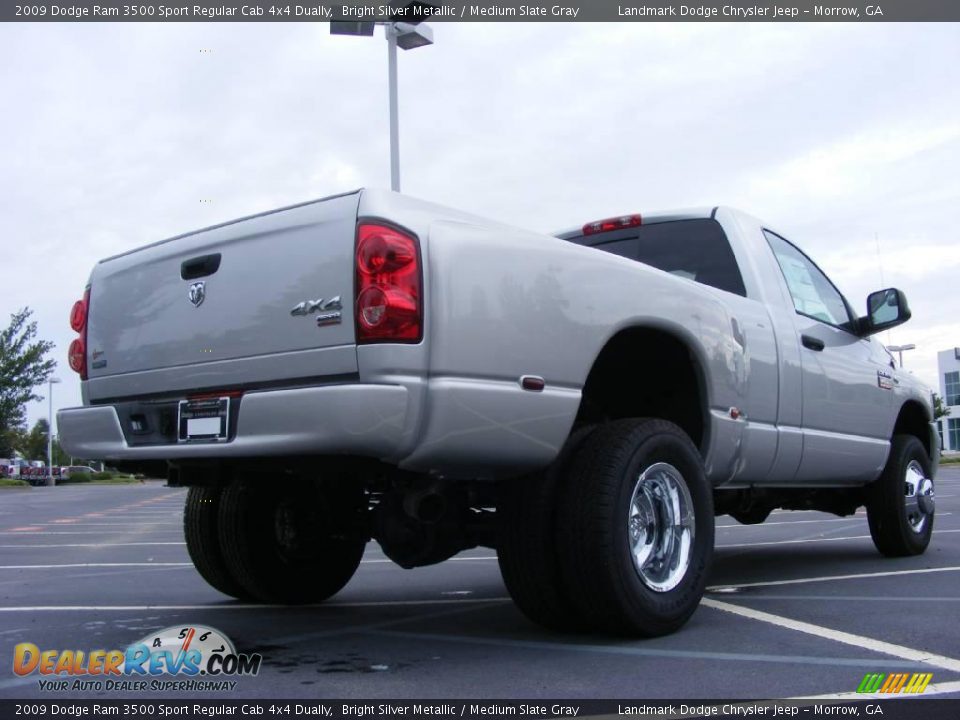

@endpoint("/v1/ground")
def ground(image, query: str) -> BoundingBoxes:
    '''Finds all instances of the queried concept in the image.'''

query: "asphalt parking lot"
[0,468,958,701]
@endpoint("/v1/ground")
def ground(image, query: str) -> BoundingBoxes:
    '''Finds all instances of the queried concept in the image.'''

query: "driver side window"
[764,230,853,329]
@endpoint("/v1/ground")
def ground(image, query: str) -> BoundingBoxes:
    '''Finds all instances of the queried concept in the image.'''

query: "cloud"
[1,22,958,432]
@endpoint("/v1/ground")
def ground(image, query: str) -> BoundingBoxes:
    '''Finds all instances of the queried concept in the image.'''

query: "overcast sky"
[1,21,958,432]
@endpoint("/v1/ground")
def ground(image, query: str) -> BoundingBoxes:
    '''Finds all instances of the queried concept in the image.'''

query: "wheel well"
[576,327,707,451]
[893,400,932,458]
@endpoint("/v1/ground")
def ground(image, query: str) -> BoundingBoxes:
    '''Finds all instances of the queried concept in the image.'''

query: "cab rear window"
[566,218,746,297]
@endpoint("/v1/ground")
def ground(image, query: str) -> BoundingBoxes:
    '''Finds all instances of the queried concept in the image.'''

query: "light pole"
[887,344,916,369]
[47,377,61,486]
[331,16,434,192]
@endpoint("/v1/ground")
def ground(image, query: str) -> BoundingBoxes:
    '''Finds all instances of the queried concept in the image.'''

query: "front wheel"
[867,435,935,557]
[558,418,714,636]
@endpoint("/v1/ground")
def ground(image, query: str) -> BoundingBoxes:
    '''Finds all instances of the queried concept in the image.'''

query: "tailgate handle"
[181,253,221,280]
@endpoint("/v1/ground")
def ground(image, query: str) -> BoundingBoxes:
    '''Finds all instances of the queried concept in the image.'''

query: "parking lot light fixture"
[886,343,916,369]
[330,14,435,192]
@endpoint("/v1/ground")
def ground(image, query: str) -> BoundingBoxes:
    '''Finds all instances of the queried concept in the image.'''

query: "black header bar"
[3,0,960,23]
[2,700,960,720]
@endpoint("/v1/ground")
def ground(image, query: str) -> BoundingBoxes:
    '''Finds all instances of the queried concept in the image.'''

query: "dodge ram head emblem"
[290,296,343,327]
[188,282,206,308]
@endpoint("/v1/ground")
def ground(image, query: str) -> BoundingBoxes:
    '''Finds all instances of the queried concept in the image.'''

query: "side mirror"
[861,288,911,336]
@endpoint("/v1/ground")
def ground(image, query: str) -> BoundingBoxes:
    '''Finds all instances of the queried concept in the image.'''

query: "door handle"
[801,334,825,352]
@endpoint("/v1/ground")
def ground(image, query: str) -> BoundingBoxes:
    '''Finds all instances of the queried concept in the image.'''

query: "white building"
[937,348,960,453]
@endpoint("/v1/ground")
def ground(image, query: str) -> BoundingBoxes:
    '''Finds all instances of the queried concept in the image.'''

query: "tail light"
[582,213,642,236]
[355,222,422,343]
[68,287,90,379]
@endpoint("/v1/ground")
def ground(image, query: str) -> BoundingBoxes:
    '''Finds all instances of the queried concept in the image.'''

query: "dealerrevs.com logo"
[13,625,262,693]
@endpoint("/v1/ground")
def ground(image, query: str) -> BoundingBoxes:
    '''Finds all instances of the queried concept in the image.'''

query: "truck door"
[764,231,891,484]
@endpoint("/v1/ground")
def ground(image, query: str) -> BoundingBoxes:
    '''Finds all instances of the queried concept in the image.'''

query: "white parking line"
[0,598,510,612]
[717,512,952,529]
[0,542,187,548]
[0,531,183,535]
[717,517,863,529]
[720,594,960,602]
[702,597,960,672]
[0,556,496,569]
[708,565,960,591]
[36,523,180,526]
[718,528,960,549]
[0,563,191,569]
[361,556,497,564]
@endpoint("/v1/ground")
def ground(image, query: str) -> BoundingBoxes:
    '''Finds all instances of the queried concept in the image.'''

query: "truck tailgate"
[85,191,360,401]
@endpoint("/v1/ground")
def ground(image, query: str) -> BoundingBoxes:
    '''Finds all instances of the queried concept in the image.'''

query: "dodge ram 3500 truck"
[58,189,939,636]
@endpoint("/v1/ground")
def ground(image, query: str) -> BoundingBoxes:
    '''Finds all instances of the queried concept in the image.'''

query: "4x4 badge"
[290,296,343,327]
[188,282,206,308]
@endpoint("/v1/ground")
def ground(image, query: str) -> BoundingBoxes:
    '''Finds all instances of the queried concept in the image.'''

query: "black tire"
[183,486,250,600]
[218,481,367,604]
[867,435,935,557]
[497,425,596,632]
[558,418,714,636]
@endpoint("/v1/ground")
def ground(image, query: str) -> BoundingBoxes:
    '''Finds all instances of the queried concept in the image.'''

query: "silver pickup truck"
[59,189,938,636]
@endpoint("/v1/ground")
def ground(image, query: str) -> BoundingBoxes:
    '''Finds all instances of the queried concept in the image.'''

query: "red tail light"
[68,287,90,379]
[69,298,87,332]
[582,214,642,236]
[355,222,422,343]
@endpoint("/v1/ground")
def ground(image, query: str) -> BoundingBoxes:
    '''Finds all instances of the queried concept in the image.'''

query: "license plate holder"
[178,397,230,442]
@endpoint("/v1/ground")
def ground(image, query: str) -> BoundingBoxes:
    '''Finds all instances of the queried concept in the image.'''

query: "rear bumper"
[58,384,410,462]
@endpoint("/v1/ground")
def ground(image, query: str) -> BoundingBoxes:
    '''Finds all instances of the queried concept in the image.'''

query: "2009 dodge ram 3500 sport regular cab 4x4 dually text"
[58,189,939,636]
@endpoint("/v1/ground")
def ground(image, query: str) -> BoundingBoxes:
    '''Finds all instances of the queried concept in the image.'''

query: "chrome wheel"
[904,460,935,534]
[627,462,695,592]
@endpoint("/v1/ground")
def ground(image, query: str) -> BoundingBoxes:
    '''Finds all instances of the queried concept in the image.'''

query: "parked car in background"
[0,459,22,478]
[60,465,96,480]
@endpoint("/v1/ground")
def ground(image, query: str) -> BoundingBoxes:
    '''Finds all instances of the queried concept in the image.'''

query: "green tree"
[52,437,70,466]
[933,393,951,421]
[0,308,56,457]
[19,420,69,465]
[23,418,50,462]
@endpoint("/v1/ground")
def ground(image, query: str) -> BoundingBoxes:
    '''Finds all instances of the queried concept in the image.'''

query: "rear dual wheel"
[184,486,249,600]
[184,482,367,603]
[497,418,714,636]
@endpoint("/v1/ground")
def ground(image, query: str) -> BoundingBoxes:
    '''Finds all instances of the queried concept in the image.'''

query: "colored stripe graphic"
[857,672,933,694]
[857,673,885,693]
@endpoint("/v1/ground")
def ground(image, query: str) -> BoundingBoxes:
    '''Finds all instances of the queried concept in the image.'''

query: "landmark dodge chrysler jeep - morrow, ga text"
[59,189,938,636]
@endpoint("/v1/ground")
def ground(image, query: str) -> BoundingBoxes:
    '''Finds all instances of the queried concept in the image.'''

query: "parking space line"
[701,598,960,672]
[0,563,192,569]
[0,531,183,535]
[0,556,493,565]
[717,594,960,602]
[718,528,960,549]
[0,598,510,612]
[361,556,497,564]
[0,542,187,548]
[708,565,960,591]
[5,523,180,529]
[717,512,952,529]
[367,628,933,669]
